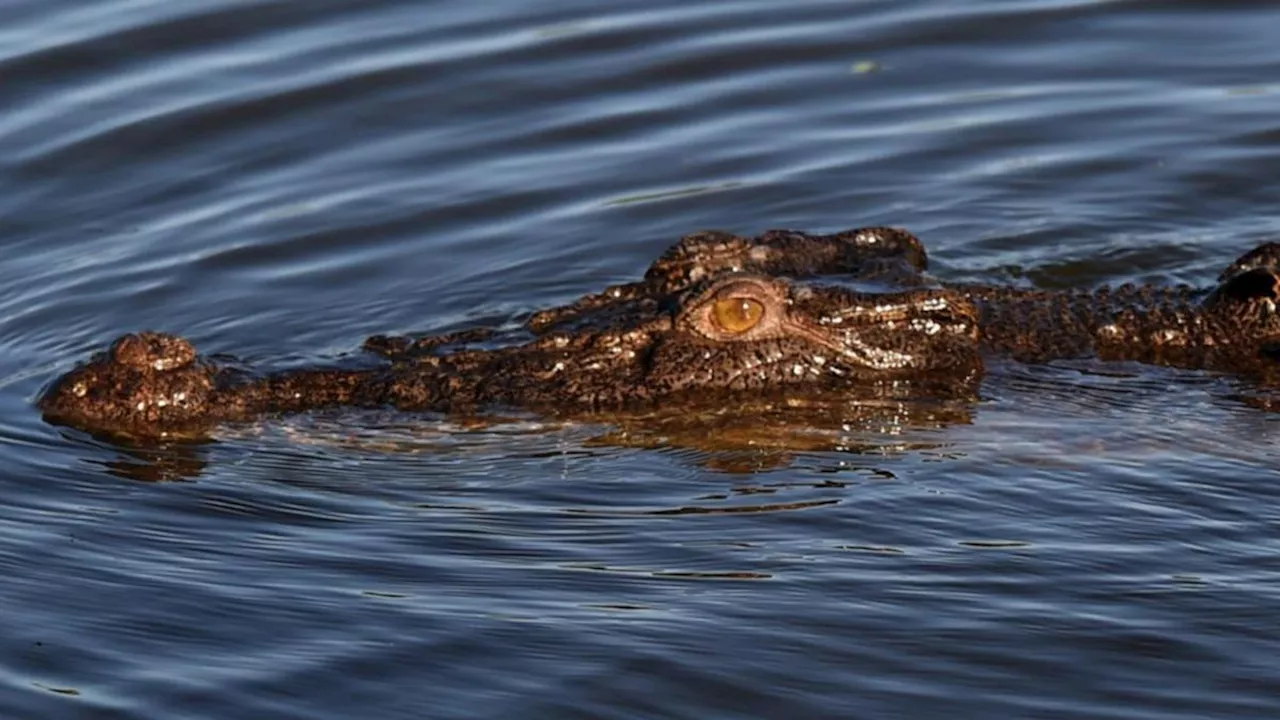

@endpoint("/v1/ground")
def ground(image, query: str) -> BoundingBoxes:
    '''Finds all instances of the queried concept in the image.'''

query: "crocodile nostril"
[110,332,198,372]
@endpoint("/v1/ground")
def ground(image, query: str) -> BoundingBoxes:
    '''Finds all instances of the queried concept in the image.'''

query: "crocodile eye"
[711,297,765,334]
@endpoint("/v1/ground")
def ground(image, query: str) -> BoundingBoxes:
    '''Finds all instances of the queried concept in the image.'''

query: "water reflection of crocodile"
[37,227,1280,439]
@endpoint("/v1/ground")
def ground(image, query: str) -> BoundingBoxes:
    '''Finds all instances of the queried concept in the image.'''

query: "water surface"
[3,1,1280,718]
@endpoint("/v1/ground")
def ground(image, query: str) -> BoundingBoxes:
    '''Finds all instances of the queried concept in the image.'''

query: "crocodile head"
[39,275,981,438]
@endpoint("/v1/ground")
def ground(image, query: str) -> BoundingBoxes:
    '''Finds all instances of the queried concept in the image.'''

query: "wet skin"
[38,227,1280,439]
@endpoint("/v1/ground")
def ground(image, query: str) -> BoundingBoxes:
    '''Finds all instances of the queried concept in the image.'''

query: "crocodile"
[37,227,1280,440]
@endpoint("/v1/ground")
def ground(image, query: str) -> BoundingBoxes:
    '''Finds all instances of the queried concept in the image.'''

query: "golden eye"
[711,296,765,334]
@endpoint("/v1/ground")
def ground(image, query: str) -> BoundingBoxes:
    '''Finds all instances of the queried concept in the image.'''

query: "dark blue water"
[3,1,1280,718]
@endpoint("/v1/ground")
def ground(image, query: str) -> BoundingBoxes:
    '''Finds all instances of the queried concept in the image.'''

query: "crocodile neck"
[953,283,1274,372]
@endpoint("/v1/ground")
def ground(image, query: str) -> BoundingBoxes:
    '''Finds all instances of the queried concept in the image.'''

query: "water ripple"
[5,0,1280,718]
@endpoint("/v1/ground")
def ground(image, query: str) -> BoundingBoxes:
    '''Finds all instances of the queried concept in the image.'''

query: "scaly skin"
[37,227,1280,440]
[959,282,1279,368]
[38,230,979,439]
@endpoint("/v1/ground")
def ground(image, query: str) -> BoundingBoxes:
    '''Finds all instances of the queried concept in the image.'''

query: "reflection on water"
[4,0,1280,718]
[59,388,975,482]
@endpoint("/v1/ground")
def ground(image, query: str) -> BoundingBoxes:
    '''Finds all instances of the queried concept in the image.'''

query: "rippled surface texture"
[4,1,1280,718]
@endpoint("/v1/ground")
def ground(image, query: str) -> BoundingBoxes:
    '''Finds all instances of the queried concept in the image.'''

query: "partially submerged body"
[38,227,1280,439]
